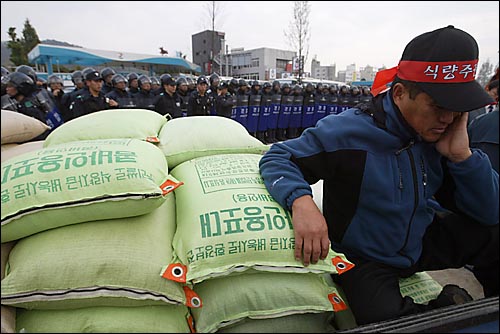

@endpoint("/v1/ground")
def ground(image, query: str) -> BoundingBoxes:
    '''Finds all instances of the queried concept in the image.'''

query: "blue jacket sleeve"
[259,122,332,211]
[448,149,499,225]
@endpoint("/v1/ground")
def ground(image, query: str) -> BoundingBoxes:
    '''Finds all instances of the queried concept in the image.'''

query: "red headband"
[371,60,478,96]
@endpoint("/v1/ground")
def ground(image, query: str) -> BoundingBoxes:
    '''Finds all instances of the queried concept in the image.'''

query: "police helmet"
[209,73,220,85]
[238,79,247,87]
[197,75,209,85]
[218,81,229,89]
[111,74,127,86]
[48,74,63,86]
[350,86,360,95]
[15,65,37,82]
[251,80,260,88]
[150,76,160,86]
[71,70,83,84]
[230,78,238,87]
[263,82,272,89]
[7,72,36,96]
[186,77,195,87]
[272,80,281,88]
[138,75,151,87]
[127,72,139,81]
[176,77,188,86]
[100,67,116,80]
[1,66,9,77]
[82,67,97,80]
[305,82,314,91]
[281,83,290,90]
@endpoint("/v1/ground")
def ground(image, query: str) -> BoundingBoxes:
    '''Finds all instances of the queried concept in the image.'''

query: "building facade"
[229,47,296,81]
[311,57,337,81]
[192,30,226,75]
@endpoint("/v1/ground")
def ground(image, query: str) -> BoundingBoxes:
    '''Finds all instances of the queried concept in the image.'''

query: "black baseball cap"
[197,76,208,85]
[397,25,493,112]
[85,71,102,81]
[164,76,176,86]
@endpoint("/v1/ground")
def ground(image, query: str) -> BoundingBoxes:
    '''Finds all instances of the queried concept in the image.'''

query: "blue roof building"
[28,44,202,76]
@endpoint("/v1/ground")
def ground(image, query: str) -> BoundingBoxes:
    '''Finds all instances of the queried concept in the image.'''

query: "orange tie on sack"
[332,256,355,274]
[328,292,348,312]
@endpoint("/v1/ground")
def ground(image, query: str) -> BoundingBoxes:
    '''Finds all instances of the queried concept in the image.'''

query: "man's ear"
[391,83,406,104]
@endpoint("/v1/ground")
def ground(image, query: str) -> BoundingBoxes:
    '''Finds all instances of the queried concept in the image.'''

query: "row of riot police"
[210,79,373,144]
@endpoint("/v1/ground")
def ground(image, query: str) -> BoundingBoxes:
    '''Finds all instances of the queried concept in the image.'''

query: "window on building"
[251,58,259,67]
[276,59,288,70]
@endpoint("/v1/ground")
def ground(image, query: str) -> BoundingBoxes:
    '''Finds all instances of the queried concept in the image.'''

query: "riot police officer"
[5,72,46,123]
[266,80,282,143]
[302,82,316,132]
[127,72,140,95]
[257,82,273,143]
[133,75,157,110]
[209,73,220,115]
[70,70,118,119]
[215,81,234,118]
[106,74,135,108]
[359,86,372,104]
[187,75,213,116]
[176,77,190,117]
[100,67,116,95]
[155,75,182,118]
[348,85,361,108]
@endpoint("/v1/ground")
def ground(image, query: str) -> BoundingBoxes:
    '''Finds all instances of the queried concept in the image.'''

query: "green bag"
[43,108,168,147]
[167,154,353,284]
[1,195,186,309]
[325,272,443,330]
[16,305,192,333]
[157,116,269,169]
[1,138,170,242]
[191,272,342,333]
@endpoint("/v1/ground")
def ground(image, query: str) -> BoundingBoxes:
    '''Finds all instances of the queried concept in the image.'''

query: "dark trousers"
[333,213,499,325]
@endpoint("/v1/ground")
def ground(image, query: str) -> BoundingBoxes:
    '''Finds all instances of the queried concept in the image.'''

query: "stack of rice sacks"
[156,116,353,333]
[1,109,193,333]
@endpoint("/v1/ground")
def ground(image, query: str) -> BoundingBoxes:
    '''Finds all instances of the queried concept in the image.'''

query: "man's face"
[87,79,103,94]
[197,83,208,94]
[166,84,176,95]
[396,84,461,143]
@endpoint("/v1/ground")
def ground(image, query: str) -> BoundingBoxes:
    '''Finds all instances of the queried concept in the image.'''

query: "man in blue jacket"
[259,25,498,325]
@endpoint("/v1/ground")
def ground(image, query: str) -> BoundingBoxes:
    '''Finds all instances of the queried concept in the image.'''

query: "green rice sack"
[157,116,269,169]
[43,108,168,147]
[166,154,353,284]
[1,138,170,242]
[16,305,192,333]
[191,272,345,333]
[1,195,186,309]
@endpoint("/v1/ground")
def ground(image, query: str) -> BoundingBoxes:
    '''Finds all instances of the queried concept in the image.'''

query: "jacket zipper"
[395,140,419,265]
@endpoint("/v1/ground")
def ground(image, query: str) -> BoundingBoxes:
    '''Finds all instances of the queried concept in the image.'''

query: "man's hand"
[435,112,472,163]
[108,98,119,108]
[291,195,330,266]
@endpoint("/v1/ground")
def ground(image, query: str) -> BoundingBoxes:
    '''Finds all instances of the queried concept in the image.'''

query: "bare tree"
[477,59,494,88]
[284,1,311,83]
[203,1,225,74]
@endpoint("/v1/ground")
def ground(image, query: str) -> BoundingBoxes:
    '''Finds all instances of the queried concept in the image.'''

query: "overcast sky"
[1,1,499,73]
